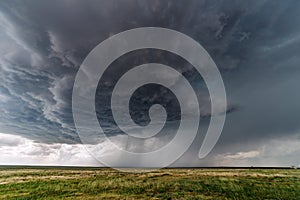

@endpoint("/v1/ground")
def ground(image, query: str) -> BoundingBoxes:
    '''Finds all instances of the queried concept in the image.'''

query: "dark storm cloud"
[0,0,299,166]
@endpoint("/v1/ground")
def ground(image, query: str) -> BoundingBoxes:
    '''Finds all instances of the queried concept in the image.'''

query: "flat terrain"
[0,167,299,199]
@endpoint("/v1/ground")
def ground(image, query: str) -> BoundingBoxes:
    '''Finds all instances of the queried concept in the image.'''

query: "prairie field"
[0,167,299,199]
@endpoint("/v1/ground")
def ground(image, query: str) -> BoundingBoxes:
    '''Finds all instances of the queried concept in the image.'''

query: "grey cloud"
[0,0,299,166]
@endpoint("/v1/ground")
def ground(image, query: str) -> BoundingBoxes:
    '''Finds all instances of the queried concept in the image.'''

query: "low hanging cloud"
[223,151,260,160]
[212,134,300,167]
[0,132,100,166]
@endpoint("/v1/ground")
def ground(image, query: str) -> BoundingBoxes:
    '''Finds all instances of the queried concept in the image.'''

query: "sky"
[0,0,300,167]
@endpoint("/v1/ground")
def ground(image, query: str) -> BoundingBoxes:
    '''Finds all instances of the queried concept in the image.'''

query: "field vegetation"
[0,167,299,199]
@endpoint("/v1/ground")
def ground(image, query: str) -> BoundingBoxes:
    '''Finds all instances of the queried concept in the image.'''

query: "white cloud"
[224,150,260,159]
[0,132,178,167]
[214,134,300,167]
[0,132,100,166]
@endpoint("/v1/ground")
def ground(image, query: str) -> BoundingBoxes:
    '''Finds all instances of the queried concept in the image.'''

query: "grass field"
[0,167,299,199]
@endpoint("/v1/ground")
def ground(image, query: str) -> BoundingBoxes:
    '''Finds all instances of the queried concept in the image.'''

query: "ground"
[0,167,299,199]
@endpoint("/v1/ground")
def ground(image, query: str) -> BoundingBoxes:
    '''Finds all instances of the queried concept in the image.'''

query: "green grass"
[0,167,299,199]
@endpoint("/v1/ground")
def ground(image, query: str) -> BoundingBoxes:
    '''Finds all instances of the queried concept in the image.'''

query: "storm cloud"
[0,0,300,166]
